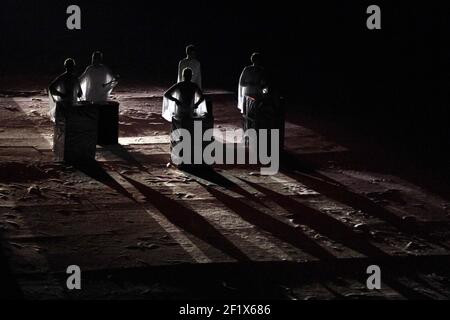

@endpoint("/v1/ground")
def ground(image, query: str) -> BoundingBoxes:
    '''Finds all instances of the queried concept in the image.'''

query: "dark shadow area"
[379,270,435,300]
[236,178,439,299]
[321,271,434,300]
[72,160,137,202]
[281,151,348,184]
[282,113,450,205]
[394,166,450,204]
[120,175,250,262]
[408,272,450,298]
[102,144,146,171]
[0,98,43,299]
[198,181,335,260]
[238,177,387,258]
[58,254,450,300]
[280,158,448,250]
[182,165,267,207]
[0,236,23,299]
[1,1,449,169]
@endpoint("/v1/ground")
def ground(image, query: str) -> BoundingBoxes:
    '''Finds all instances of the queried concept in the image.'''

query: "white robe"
[178,58,202,89]
[238,66,265,113]
[79,64,117,103]
[162,58,206,122]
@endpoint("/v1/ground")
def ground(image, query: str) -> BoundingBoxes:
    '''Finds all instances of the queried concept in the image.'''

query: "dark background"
[0,0,449,166]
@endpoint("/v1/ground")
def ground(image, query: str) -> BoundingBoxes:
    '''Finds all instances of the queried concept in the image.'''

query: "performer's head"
[251,52,262,66]
[92,51,103,65]
[64,58,76,74]
[186,45,196,59]
[182,68,193,82]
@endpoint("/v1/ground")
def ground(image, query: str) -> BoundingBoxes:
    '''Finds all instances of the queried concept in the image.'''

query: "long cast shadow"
[181,166,268,207]
[279,156,435,299]
[382,272,434,300]
[280,166,448,250]
[120,175,250,262]
[73,160,137,202]
[198,182,335,261]
[102,144,147,172]
[238,177,388,258]
[110,145,432,298]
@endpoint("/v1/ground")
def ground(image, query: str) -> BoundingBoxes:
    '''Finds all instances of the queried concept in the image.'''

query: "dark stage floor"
[0,83,449,300]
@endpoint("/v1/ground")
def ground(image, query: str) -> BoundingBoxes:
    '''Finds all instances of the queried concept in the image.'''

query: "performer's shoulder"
[242,65,252,73]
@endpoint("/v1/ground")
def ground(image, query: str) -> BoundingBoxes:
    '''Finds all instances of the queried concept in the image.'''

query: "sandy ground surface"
[0,84,449,299]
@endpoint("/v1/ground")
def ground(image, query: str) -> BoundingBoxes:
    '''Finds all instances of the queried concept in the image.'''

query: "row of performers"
[48,46,269,123]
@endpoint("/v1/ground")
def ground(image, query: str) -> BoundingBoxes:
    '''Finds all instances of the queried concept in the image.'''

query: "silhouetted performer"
[48,58,82,121]
[164,68,205,119]
[79,51,118,103]
[178,45,202,88]
[162,46,207,122]
[238,52,266,113]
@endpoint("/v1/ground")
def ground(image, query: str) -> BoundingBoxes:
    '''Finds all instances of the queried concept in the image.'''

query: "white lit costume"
[79,64,117,103]
[238,65,265,113]
[162,58,207,122]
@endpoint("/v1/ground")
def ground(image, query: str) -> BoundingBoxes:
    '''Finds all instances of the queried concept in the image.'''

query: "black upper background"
[1,0,449,162]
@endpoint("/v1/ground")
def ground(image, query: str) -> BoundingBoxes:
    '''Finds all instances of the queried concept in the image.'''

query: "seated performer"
[162,45,207,122]
[164,68,205,121]
[48,58,83,121]
[178,44,202,88]
[238,52,266,113]
[79,51,118,103]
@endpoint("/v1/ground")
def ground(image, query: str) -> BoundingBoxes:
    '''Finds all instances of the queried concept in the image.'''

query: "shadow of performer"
[198,182,335,261]
[182,166,267,207]
[72,160,136,202]
[120,175,250,262]
[238,177,387,258]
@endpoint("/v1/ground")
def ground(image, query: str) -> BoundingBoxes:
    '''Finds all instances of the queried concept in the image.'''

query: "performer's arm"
[103,67,119,88]
[164,84,181,105]
[49,76,64,98]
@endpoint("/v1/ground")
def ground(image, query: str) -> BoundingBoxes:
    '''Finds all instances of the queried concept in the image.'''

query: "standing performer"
[48,58,83,121]
[178,45,202,88]
[79,51,118,103]
[238,52,266,113]
[162,45,206,122]
[164,68,205,120]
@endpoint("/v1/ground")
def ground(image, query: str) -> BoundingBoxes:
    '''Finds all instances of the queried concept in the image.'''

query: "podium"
[170,113,214,166]
[53,102,98,163]
[53,101,120,163]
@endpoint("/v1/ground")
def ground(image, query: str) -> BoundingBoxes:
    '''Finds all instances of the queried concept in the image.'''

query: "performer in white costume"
[238,52,266,113]
[79,51,118,103]
[162,45,207,122]
[48,58,83,122]
[164,68,205,119]
[178,45,202,88]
